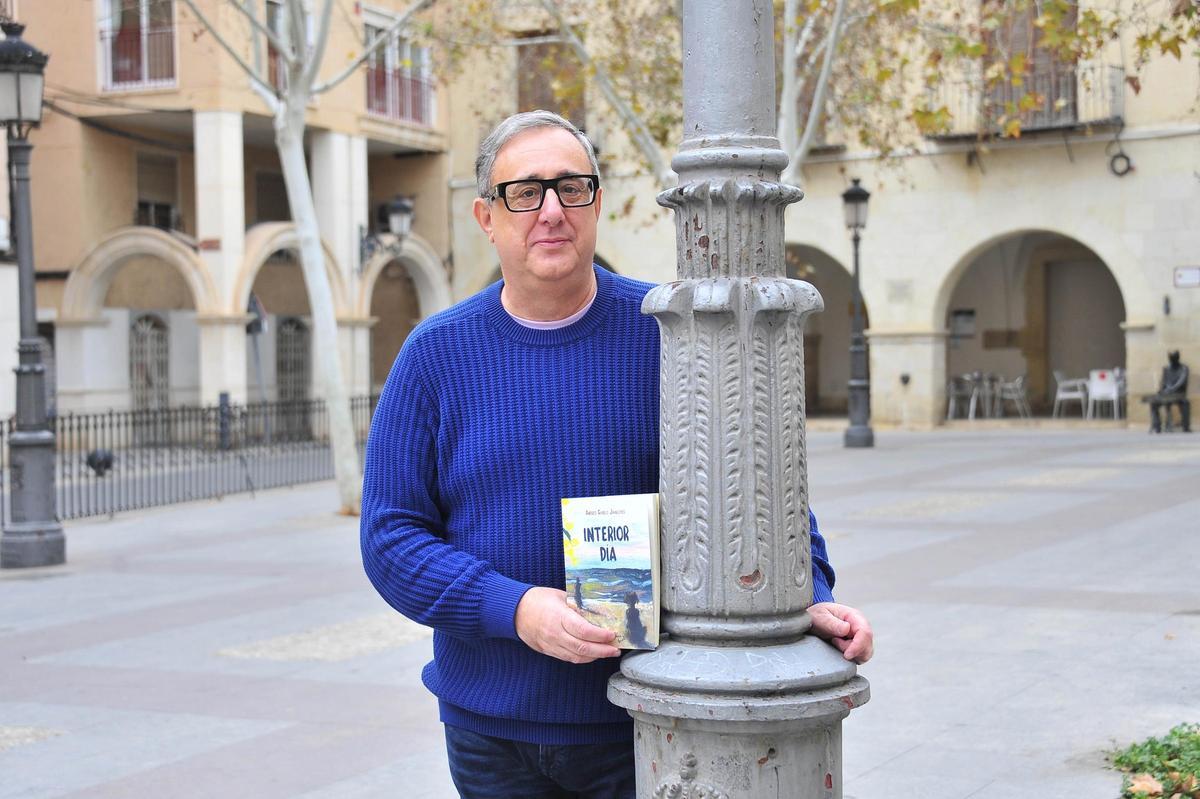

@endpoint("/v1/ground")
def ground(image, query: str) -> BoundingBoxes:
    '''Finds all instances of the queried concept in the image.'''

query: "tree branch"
[227,0,293,63]
[302,0,336,89]
[180,0,280,100]
[538,0,674,187]
[786,0,848,183]
[312,0,437,95]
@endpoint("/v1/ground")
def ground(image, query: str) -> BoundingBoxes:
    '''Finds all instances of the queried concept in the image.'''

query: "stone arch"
[932,223,1150,331]
[236,222,350,316]
[61,227,220,320]
[358,232,451,319]
[785,241,863,415]
[936,228,1129,414]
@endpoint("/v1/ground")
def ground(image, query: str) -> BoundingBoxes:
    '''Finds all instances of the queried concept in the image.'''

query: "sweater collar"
[483,265,615,346]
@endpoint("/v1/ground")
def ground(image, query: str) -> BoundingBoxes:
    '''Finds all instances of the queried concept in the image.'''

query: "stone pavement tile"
[843,742,1025,799]
[1,662,440,730]
[0,702,288,799]
[55,720,438,799]
[816,525,966,569]
[938,497,1200,596]
[0,569,276,635]
[293,747,456,799]
[818,488,1088,526]
[28,589,426,682]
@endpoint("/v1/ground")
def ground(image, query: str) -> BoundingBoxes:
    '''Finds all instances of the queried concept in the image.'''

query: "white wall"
[0,262,17,420]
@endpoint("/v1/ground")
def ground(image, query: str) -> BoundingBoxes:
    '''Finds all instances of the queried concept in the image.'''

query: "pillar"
[194,111,248,403]
[311,130,369,284]
[606,2,869,797]
[868,330,947,429]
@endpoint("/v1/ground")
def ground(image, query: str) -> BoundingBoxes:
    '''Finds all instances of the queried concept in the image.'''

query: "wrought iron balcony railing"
[100,25,176,91]
[926,62,1124,138]
[366,65,433,126]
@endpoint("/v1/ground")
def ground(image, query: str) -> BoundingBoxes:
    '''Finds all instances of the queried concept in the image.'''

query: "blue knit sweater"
[361,265,836,745]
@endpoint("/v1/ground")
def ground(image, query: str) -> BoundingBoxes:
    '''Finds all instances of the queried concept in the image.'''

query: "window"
[517,35,585,129]
[275,317,311,439]
[254,172,291,223]
[267,0,287,92]
[981,0,1078,131]
[364,21,434,125]
[129,314,170,446]
[136,153,178,230]
[101,0,175,91]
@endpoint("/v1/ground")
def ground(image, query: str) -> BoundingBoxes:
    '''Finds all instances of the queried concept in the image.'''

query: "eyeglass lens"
[503,176,595,211]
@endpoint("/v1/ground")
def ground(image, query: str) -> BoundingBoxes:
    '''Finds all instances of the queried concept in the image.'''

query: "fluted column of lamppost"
[607,2,869,797]
[842,179,873,449]
[0,22,63,569]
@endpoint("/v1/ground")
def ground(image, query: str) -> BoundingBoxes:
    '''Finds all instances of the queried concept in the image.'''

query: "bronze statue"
[1145,351,1190,433]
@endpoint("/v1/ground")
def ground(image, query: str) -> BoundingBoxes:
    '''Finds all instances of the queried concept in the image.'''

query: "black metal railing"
[1,395,378,524]
[100,25,176,90]
[927,62,1124,137]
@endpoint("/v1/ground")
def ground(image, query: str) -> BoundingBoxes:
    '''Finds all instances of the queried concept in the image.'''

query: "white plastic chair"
[1052,370,1088,417]
[1086,369,1121,419]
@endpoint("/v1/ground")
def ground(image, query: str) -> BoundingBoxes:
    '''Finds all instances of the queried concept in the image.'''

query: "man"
[361,110,872,799]
[1147,350,1190,433]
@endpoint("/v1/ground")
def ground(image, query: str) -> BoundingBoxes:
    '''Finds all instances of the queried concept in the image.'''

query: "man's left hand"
[808,602,873,664]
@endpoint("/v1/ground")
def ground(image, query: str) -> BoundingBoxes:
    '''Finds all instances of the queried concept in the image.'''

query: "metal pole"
[844,229,874,448]
[608,2,868,796]
[2,132,65,568]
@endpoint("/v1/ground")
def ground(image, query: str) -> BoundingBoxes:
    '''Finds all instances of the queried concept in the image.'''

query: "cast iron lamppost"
[842,178,874,449]
[0,22,63,568]
[608,3,868,796]
[359,194,414,270]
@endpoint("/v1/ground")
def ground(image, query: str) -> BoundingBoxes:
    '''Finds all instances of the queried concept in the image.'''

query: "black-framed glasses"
[487,174,599,212]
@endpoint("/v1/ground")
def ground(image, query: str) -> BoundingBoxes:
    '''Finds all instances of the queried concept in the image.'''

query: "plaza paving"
[1,428,1197,798]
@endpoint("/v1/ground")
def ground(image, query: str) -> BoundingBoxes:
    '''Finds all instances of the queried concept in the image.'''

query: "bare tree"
[179,0,435,514]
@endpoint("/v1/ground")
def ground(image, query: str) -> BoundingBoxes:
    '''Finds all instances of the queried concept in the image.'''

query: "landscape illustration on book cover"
[561,493,660,650]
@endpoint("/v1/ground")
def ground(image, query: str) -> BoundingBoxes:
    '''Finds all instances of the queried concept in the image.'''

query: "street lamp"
[359,195,414,270]
[0,22,63,567]
[842,177,874,448]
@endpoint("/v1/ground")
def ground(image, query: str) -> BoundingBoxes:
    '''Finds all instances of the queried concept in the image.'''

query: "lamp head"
[841,178,870,231]
[0,22,48,130]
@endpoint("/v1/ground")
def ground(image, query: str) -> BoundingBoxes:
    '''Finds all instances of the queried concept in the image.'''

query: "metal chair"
[1052,370,1088,417]
[997,375,1032,418]
[946,376,974,419]
[1086,369,1122,419]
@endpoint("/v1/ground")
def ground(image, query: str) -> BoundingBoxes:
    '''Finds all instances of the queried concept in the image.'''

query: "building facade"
[0,0,453,420]
[442,4,1199,429]
[2,1,1197,430]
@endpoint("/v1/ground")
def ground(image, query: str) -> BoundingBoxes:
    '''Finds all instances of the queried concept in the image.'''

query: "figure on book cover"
[574,576,585,611]
[623,592,650,649]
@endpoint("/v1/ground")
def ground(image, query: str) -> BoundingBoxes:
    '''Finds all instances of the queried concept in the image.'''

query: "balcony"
[366,65,433,127]
[926,62,1124,139]
[100,25,176,91]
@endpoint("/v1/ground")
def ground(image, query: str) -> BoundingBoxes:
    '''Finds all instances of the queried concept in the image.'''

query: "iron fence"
[366,65,434,126]
[1,396,378,524]
[927,62,1124,137]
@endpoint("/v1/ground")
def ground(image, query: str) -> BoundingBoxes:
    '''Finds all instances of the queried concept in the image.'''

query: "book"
[561,492,660,650]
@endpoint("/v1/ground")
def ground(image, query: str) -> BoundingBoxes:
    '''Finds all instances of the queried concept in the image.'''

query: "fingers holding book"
[515,586,621,664]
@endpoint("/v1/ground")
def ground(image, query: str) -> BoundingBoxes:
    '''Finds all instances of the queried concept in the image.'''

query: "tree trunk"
[274,107,362,515]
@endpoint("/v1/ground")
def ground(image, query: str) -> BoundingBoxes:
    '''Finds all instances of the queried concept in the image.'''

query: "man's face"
[473,127,602,289]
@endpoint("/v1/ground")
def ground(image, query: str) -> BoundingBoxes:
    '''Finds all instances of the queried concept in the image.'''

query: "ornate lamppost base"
[843,426,875,449]
[610,637,870,799]
[1,520,65,568]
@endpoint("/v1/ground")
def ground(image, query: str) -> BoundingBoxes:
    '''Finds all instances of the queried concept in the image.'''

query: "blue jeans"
[443,725,635,799]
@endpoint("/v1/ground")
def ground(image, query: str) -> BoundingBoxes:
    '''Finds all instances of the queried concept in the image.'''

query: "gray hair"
[475,110,600,199]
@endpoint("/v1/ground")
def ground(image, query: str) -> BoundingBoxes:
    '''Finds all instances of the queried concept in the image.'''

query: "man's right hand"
[514,587,621,663]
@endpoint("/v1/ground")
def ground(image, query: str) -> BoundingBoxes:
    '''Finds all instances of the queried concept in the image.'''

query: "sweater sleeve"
[809,508,836,604]
[360,341,532,640]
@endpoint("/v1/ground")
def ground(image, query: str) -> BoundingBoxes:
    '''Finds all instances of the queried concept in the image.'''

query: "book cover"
[561,492,660,650]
